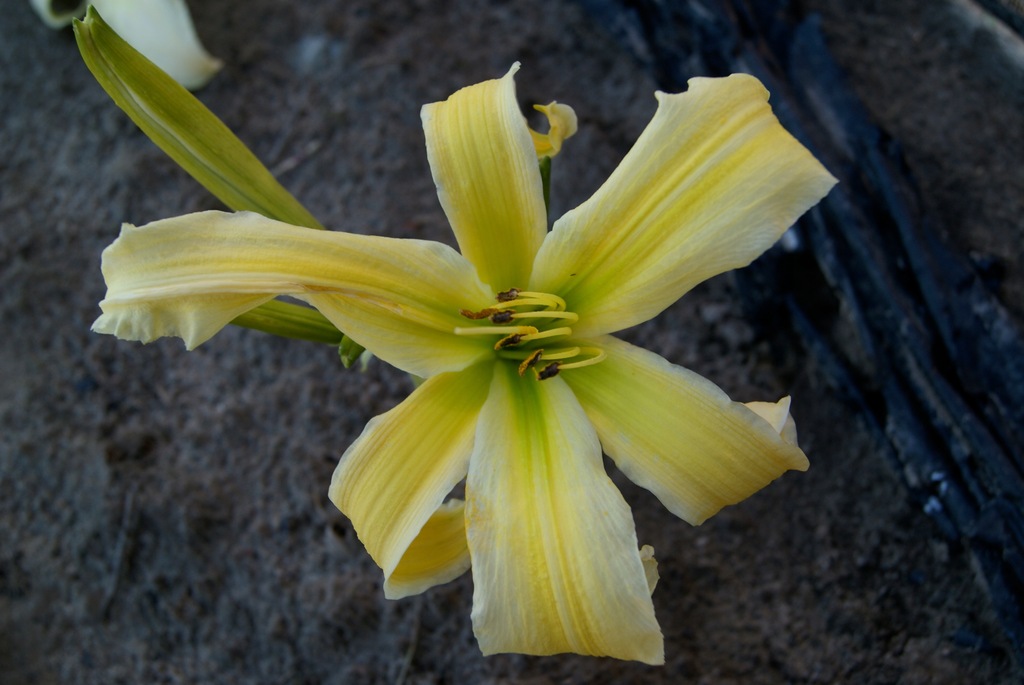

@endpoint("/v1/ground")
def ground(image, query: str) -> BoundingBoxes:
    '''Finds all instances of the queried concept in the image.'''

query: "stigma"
[454,289,605,379]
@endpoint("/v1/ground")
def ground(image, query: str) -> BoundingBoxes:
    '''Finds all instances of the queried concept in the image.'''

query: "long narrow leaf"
[75,7,352,343]
[73,6,323,230]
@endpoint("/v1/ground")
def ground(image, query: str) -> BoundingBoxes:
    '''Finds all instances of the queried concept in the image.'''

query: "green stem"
[338,336,368,368]
[539,156,552,218]
[231,300,344,345]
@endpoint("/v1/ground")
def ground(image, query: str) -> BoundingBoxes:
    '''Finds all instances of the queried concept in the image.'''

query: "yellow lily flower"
[93,64,836,663]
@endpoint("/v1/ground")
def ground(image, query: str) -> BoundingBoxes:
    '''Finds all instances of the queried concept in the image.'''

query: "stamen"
[454,289,594,375]
[489,310,514,324]
[518,350,544,376]
[495,334,525,350]
[496,346,580,361]
[510,310,579,324]
[537,362,561,380]
[519,326,573,343]
[514,291,566,311]
[491,298,552,312]
[535,346,580,361]
[496,288,521,302]
[454,325,538,337]
[556,347,607,370]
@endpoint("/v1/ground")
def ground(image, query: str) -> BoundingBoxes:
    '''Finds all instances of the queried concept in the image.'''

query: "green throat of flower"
[455,288,605,380]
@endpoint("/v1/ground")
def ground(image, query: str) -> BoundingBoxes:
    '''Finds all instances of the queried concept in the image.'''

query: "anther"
[489,310,514,324]
[518,350,544,376]
[495,333,525,350]
[497,288,521,302]
[460,308,497,320]
[537,362,561,380]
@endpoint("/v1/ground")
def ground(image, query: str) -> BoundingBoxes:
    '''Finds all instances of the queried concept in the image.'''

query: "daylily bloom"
[31,0,221,89]
[93,65,836,663]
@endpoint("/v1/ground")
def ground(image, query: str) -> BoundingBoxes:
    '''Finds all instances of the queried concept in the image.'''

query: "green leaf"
[73,6,323,230]
[75,8,354,346]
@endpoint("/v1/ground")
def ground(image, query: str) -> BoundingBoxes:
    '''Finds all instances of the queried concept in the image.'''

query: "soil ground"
[1,0,1021,683]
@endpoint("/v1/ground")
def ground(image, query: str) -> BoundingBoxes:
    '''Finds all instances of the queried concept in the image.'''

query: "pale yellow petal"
[466,363,664,664]
[530,101,578,158]
[387,499,471,599]
[744,396,799,445]
[531,74,837,336]
[563,336,809,526]
[639,545,659,595]
[422,63,547,290]
[93,211,494,378]
[329,364,491,599]
[90,0,222,90]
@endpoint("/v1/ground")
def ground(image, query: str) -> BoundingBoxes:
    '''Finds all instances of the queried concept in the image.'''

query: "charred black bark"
[580,0,1024,665]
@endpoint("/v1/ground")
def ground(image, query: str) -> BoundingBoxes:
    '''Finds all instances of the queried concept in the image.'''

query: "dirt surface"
[1,0,1021,683]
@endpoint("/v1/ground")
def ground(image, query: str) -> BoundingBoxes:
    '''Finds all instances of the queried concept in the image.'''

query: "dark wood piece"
[580,0,1024,664]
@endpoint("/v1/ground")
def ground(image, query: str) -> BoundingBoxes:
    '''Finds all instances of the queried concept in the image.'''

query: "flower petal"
[387,499,471,599]
[530,74,838,336]
[90,0,222,90]
[422,63,547,290]
[562,336,809,526]
[744,396,799,445]
[30,0,87,28]
[93,211,494,377]
[329,364,491,599]
[466,363,664,664]
[639,545,659,595]
[530,101,578,158]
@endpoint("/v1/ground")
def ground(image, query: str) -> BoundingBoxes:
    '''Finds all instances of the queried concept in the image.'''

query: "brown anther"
[460,307,497,320]
[496,288,521,302]
[495,334,525,350]
[537,362,561,380]
[489,310,514,324]
[518,350,544,376]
